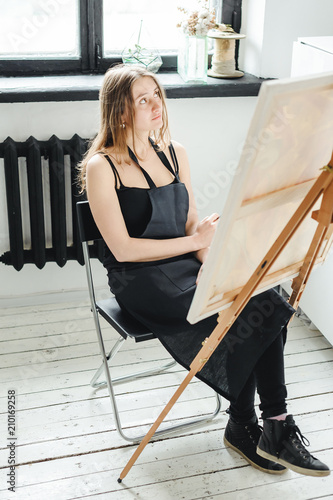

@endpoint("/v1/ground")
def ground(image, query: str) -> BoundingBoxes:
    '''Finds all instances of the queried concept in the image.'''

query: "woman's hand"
[194,213,219,250]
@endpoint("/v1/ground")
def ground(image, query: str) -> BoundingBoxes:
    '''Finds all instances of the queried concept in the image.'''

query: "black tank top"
[103,139,180,267]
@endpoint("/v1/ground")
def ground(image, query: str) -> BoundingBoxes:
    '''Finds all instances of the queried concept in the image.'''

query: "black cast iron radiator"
[0,134,104,271]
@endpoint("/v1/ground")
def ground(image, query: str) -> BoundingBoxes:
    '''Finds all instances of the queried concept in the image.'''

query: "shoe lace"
[282,420,311,455]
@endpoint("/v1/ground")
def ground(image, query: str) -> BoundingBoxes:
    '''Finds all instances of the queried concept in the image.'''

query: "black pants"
[228,327,287,422]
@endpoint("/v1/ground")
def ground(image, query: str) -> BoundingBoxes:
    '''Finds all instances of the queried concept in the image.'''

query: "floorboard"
[0,298,332,500]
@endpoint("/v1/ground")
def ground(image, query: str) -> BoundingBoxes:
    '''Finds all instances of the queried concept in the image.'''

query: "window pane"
[0,0,80,59]
[103,0,212,56]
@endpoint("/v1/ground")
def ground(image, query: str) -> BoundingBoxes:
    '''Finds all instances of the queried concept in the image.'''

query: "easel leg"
[289,173,333,311]
[118,370,195,482]
[117,313,232,482]
[118,311,239,482]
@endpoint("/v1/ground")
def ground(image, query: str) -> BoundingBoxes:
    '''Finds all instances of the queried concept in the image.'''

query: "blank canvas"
[188,72,333,324]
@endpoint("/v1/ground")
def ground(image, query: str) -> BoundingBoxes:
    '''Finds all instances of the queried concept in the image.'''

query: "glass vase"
[178,35,208,83]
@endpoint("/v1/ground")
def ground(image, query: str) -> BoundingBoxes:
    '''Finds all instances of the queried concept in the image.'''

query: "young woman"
[77,64,329,477]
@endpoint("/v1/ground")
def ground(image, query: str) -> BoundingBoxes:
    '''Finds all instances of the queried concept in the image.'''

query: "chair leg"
[144,390,222,442]
[91,337,177,389]
[112,387,222,444]
[91,333,222,443]
[90,337,125,389]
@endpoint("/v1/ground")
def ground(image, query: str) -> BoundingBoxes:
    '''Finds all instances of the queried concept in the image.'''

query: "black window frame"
[0,0,240,77]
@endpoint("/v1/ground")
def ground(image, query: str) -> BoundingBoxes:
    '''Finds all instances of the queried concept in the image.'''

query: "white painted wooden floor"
[1,296,333,500]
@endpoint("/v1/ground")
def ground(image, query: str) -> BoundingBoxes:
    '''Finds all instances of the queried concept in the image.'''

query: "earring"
[121,123,126,129]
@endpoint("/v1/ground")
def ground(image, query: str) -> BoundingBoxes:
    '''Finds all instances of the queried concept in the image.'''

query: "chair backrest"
[76,200,102,243]
[76,201,154,341]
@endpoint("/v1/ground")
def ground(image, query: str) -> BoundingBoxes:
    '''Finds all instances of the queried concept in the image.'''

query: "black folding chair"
[76,200,221,443]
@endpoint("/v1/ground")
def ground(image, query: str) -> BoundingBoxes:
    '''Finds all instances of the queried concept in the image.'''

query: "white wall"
[0,96,257,305]
[240,0,333,78]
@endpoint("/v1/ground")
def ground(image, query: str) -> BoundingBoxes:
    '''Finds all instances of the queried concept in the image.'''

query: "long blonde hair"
[77,64,170,192]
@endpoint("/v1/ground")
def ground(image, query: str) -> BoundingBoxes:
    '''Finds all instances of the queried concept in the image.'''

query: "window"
[103,0,183,55]
[0,0,238,77]
[0,0,85,75]
[1,1,80,60]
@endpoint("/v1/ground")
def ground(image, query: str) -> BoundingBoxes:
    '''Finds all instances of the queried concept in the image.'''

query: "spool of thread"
[211,38,236,75]
[208,30,246,79]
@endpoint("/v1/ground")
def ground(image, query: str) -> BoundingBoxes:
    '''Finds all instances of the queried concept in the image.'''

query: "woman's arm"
[86,154,218,263]
[172,141,218,264]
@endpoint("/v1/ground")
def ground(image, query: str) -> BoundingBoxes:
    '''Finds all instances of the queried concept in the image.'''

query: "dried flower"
[177,0,216,37]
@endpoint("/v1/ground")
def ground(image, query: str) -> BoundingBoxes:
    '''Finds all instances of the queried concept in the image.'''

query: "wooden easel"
[118,155,333,483]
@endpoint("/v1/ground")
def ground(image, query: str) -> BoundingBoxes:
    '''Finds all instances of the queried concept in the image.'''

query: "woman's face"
[128,76,163,133]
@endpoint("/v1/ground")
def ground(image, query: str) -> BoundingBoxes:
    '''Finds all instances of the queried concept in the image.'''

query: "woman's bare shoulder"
[87,149,118,171]
[87,152,105,168]
[86,152,115,185]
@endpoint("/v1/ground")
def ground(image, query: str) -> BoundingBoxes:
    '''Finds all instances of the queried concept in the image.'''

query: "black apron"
[106,143,295,403]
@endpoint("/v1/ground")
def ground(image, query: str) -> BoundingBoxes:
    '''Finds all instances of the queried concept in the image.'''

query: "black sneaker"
[257,414,330,477]
[224,416,287,474]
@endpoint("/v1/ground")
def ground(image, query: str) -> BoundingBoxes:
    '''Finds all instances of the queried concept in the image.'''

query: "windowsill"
[0,72,264,103]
